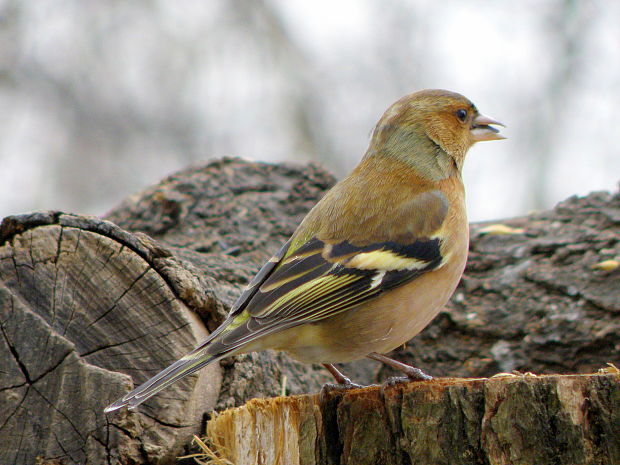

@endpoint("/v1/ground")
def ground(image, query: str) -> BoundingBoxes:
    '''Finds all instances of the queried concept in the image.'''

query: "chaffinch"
[105,89,504,412]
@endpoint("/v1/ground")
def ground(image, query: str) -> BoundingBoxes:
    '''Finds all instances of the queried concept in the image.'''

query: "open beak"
[470,113,505,142]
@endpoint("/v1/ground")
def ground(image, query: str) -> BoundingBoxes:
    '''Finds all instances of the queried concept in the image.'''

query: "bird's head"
[368,89,505,180]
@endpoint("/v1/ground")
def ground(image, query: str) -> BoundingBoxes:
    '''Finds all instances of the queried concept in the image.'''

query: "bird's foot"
[319,380,365,402]
[380,370,433,395]
[367,352,433,382]
[320,363,365,400]
[321,381,365,394]
[394,365,433,381]
[381,376,411,389]
[381,371,432,388]
[321,379,365,392]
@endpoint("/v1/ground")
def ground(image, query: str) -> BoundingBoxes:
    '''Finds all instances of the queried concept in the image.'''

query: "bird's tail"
[104,321,235,412]
[104,345,226,412]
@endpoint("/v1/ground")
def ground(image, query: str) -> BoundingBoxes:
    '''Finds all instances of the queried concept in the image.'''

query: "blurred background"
[1,0,618,221]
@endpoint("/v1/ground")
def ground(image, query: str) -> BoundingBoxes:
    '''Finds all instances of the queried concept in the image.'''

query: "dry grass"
[178,435,234,465]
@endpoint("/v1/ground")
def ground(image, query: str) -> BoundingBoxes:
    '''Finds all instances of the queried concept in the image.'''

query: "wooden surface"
[0,158,618,464]
[206,372,620,465]
[0,213,220,464]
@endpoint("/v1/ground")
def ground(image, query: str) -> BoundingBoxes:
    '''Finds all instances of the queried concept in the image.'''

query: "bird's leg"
[320,363,364,395]
[322,363,359,386]
[367,352,433,381]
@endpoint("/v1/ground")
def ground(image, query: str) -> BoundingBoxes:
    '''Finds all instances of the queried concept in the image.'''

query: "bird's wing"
[249,236,443,322]
[104,189,448,411]
[228,239,293,315]
[209,189,449,353]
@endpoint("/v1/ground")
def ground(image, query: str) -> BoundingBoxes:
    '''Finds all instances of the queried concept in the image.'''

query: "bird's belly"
[268,259,464,364]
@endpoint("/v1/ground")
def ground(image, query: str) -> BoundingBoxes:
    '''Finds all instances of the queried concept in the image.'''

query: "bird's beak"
[470,113,506,141]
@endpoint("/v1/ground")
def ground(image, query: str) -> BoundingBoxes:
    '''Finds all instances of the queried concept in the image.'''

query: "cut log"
[0,212,221,465]
[206,372,620,465]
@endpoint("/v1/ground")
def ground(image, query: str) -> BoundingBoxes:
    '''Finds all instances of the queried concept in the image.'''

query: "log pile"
[0,158,617,464]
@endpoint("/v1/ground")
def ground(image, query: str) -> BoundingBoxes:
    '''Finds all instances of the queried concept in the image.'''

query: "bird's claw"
[321,380,364,392]
[380,371,433,392]
[400,366,433,381]
[381,376,411,389]
[319,379,366,402]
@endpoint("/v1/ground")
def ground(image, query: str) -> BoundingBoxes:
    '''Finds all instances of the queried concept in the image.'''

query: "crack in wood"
[141,410,192,429]
[33,384,86,443]
[0,315,32,384]
[80,332,150,359]
[0,385,29,431]
[85,266,151,329]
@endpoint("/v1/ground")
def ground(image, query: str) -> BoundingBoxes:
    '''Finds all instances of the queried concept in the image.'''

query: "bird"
[105,89,505,412]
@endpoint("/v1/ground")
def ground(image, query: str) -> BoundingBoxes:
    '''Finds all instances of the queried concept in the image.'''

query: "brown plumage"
[105,89,504,412]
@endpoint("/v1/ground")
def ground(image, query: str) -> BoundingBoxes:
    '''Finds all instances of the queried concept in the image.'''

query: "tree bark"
[206,372,620,465]
[0,158,618,464]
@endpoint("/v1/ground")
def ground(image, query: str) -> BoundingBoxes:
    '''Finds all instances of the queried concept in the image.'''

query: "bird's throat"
[420,145,456,181]
[394,143,455,182]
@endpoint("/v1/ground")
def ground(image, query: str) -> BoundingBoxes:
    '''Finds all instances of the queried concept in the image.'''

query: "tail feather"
[104,348,223,412]
[104,314,294,412]
[104,316,243,412]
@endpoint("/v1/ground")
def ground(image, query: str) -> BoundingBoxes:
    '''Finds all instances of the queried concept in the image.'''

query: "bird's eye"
[456,109,468,122]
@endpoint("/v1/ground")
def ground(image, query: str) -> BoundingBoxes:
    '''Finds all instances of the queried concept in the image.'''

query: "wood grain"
[0,214,220,464]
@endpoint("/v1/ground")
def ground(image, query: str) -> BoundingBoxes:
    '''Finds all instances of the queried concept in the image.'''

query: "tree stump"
[0,158,618,464]
[206,372,620,465]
